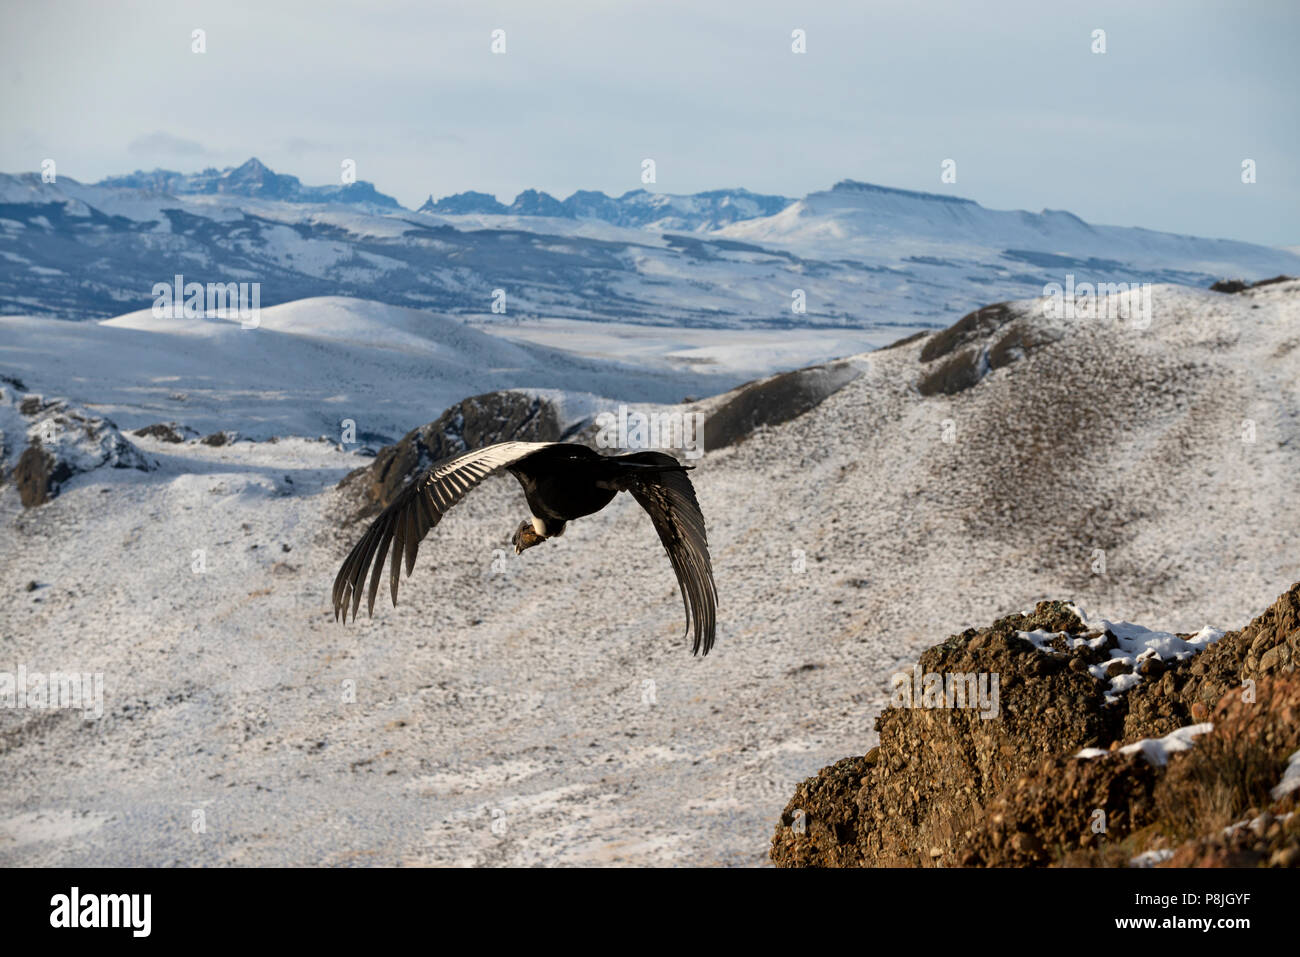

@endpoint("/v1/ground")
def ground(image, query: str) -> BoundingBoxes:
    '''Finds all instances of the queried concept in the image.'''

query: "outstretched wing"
[333,441,556,622]
[624,453,718,655]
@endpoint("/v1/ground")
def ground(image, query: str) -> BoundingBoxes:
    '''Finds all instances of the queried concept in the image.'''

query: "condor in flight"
[332,442,718,654]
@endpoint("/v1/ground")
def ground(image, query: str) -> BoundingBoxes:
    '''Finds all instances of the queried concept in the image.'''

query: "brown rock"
[772,582,1300,869]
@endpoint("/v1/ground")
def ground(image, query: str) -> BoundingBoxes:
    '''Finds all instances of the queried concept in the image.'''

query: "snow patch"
[1022,603,1225,700]
[1077,723,1214,766]
[1272,750,1300,801]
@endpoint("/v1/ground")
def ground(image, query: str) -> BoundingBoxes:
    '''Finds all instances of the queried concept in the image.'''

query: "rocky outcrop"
[0,386,152,507]
[1210,275,1293,294]
[916,300,1064,396]
[919,301,1018,363]
[337,390,566,518]
[701,359,862,450]
[133,422,199,444]
[771,583,1300,867]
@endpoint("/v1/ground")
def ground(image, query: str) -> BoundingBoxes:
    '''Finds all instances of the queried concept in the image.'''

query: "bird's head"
[512,519,546,555]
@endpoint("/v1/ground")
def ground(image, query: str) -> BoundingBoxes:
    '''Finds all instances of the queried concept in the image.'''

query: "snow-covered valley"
[2,280,1296,865]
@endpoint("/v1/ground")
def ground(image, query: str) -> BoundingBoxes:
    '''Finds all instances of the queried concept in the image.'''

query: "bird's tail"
[618,461,694,472]
[613,451,694,472]
[598,450,694,489]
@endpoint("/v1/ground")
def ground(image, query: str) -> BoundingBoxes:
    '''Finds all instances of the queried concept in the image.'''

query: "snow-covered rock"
[0,386,151,507]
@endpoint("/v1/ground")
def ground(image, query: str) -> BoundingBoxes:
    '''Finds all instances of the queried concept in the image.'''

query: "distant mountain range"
[418,186,792,232]
[98,158,793,231]
[98,157,403,209]
[1,158,1296,323]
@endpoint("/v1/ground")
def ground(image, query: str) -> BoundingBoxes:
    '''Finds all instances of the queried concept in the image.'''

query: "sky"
[2,0,1297,246]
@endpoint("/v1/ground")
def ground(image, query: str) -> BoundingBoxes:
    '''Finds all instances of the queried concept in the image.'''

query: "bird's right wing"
[332,441,556,622]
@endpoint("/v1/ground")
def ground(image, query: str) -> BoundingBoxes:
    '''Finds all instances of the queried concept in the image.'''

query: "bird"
[332,441,718,654]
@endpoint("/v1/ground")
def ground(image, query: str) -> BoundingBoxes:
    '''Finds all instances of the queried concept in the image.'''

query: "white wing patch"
[334,441,558,622]
[423,441,555,490]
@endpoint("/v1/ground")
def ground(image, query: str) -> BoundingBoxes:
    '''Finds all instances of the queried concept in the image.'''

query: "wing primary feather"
[389,516,405,607]
[415,490,437,536]
[365,519,393,617]
[338,517,382,622]
[403,502,420,576]
[348,519,381,623]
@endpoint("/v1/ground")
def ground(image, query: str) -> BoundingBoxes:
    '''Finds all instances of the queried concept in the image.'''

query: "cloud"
[282,137,333,156]
[127,131,208,157]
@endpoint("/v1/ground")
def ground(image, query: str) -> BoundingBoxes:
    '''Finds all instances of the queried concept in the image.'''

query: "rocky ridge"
[771,583,1300,867]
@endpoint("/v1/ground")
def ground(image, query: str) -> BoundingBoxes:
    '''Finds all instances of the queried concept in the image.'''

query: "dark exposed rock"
[13,445,70,508]
[1252,275,1295,289]
[914,301,1061,396]
[1157,675,1300,866]
[917,346,985,396]
[961,747,1167,867]
[702,360,861,451]
[771,583,1300,868]
[133,422,197,444]
[987,320,1064,370]
[338,390,566,519]
[1210,279,1249,294]
[919,302,1017,363]
[1210,275,1293,293]
[200,431,238,447]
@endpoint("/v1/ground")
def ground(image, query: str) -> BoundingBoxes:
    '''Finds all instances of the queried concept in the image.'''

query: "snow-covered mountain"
[98,157,402,210]
[720,179,1300,278]
[1,159,1296,328]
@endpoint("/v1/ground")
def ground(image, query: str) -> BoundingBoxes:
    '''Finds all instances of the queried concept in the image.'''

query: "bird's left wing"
[332,441,555,622]
[624,454,718,655]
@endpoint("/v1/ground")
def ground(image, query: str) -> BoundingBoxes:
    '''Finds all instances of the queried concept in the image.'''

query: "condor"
[332,442,718,654]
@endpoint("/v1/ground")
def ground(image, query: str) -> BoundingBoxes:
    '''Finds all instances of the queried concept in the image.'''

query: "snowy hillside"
[2,280,1296,866]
